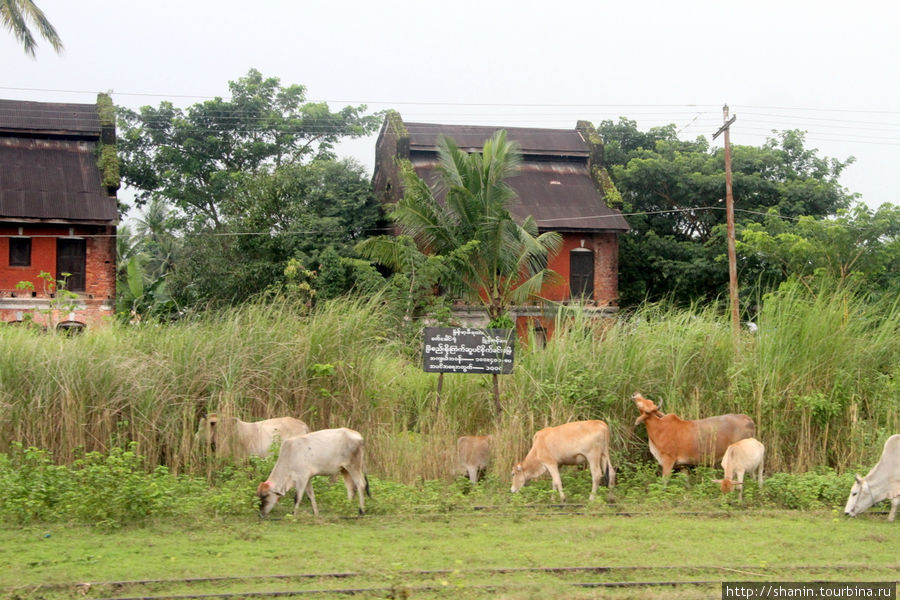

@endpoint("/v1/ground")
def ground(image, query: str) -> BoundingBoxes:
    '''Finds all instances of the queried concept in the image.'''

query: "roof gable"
[405,122,590,157]
[0,99,116,224]
[0,99,100,137]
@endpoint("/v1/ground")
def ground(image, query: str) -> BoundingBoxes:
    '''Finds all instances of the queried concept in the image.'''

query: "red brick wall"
[0,223,116,327]
[540,232,620,306]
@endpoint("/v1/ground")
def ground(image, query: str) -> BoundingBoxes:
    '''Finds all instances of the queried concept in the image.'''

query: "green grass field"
[3,509,897,599]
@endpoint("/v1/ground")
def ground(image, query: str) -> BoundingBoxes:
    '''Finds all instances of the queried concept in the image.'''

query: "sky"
[3,0,898,214]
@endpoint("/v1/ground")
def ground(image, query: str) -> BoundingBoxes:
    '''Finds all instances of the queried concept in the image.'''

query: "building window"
[569,249,594,300]
[57,238,86,292]
[9,237,31,266]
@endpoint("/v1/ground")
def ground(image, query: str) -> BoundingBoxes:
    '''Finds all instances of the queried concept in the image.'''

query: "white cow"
[457,435,492,484]
[844,434,900,522]
[713,437,765,502]
[257,428,369,518]
[197,413,309,459]
[510,420,615,502]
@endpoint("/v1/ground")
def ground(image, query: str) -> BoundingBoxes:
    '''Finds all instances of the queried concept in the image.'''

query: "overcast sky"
[3,0,898,213]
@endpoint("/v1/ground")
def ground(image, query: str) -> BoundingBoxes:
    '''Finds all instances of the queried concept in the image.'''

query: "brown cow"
[457,435,492,483]
[510,420,615,502]
[632,392,755,478]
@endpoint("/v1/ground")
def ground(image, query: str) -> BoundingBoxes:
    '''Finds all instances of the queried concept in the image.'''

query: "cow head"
[632,392,663,425]
[510,464,526,494]
[844,474,873,517]
[196,413,220,453]
[257,480,284,518]
[712,478,739,493]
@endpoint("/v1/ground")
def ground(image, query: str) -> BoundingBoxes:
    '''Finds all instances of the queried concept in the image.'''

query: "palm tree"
[1,0,63,57]
[359,129,562,324]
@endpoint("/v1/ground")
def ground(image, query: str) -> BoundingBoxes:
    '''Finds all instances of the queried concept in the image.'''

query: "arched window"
[569,248,594,300]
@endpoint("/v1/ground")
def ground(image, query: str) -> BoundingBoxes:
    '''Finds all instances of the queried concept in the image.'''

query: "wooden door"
[56,238,86,292]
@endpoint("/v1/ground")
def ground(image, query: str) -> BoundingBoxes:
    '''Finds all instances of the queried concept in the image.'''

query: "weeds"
[0,443,877,526]
[0,283,898,501]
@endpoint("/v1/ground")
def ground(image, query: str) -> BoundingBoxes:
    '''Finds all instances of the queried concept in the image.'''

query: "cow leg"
[466,466,479,484]
[350,468,366,515]
[660,457,676,479]
[296,477,317,517]
[888,497,898,522]
[587,457,601,501]
[341,468,355,500]
[546,463,565,502]
[736,471,745,503]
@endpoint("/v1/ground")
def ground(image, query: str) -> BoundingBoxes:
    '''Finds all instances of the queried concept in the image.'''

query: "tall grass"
[1,282,897,483]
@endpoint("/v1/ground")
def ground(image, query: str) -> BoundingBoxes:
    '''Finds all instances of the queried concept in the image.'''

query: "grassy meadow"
[2,511,898,599]
[2,283,899,598]
[2,282,898,484]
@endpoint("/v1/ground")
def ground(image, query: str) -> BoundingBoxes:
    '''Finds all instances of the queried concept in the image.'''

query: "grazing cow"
[458,435,492,484]
[713,438,765,502]
[257,428,370,518]
[632,392,755,477]
[510,420,615,502]
[197,414,309,459]
[844,434,900,522]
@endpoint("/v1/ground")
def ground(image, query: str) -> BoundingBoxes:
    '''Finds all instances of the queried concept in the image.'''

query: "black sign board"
[423,327,515,374]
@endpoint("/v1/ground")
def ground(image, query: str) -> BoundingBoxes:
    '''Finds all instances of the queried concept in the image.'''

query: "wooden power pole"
[713,104,740,343]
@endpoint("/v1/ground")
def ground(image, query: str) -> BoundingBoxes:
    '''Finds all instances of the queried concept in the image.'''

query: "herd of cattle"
[196,392,900,522]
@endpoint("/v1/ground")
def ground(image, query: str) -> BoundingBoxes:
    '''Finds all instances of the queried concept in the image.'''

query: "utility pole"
[713,104,740,344]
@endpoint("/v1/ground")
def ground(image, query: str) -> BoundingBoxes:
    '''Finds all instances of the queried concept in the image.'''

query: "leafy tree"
[358,130,562,324]
[1,0,62,57]
[118,69,381,225]
[739,203,900,295]
[117,71,383,308]
[161,157,380,307]
[596,118,856,306]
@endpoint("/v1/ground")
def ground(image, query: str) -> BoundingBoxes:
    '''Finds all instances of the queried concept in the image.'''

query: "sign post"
[423,327,515,415]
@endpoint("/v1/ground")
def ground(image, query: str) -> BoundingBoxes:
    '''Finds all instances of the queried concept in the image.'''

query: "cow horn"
[854,474,864,484]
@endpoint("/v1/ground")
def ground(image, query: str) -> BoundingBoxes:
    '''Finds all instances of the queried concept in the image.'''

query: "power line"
[0,206,875,241]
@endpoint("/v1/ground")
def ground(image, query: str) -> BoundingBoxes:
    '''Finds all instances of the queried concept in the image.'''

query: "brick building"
[0,96,119,329]
[373,114,630,338]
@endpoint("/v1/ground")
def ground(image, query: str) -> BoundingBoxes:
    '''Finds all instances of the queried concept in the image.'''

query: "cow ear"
[711,479,722,484]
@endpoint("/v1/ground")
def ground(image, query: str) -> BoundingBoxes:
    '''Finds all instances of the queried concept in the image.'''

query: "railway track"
[13,564,898,600]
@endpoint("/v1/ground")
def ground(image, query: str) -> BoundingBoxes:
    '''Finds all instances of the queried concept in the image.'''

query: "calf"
[458,435,492,483]
[198,413,309,459]
[632,392,755,477]
[510,420,615,502]
[257,428,369,518]
[713,437,765,502]
[844,434,900,522]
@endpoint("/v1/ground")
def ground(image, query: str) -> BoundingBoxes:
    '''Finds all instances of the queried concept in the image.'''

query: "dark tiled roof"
[413,160,629,232]
[0,99,100,136]
[0,137,117,222]
[405,122,589,157]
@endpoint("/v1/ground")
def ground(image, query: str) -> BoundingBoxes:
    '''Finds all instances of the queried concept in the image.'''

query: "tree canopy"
[116,70,383,311]
[596,118,857,306]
